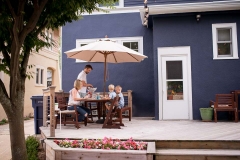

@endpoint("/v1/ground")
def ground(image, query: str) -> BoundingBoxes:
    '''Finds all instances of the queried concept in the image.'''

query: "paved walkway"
[0,119,34,160]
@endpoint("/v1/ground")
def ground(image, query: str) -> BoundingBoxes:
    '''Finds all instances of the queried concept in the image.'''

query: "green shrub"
[1,118,8,123]
[26,136,39,160]
[24,116,30,120]
[0,118,8,125]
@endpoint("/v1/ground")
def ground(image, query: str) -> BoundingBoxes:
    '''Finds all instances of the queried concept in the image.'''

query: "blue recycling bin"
[31,95,43,134]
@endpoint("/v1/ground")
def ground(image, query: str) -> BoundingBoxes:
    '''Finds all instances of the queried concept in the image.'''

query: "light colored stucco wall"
[0,66,10,119]
[0,29,61,120]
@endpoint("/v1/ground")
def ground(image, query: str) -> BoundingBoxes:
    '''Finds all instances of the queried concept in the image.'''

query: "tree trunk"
[8,108,27,160]
[8,90,27,160]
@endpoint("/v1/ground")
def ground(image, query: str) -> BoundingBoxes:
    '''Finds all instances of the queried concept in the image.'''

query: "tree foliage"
[0,0,117,159]
[0,0,117,78]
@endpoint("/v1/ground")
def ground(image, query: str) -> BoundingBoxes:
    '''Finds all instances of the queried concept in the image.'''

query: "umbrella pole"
[103,54,107,97]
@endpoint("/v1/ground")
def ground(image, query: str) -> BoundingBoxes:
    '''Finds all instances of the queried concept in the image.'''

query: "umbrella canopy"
[65,39,147,63]
[65,38,148,95]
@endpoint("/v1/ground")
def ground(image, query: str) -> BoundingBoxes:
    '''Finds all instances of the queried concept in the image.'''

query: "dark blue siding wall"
[153,11,240,120]
[62,13,154,117]
[125,0,228,7]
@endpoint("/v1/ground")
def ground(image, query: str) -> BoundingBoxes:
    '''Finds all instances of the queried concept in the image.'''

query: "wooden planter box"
[45,140,155,160]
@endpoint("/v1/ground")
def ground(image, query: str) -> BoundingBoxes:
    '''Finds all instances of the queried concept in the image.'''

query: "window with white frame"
[36,66,44,85]
[212,23,238,59]
[75,36,143,63]
[45,30,53,50]
[98,0,124,8]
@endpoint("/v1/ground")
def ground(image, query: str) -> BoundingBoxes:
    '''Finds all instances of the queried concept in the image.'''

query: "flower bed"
[45,138,155,160]
[54,137,147,150]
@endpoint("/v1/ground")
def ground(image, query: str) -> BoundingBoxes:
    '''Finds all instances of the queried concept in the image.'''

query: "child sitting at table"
[105,84,116,110]
[115,85,124,109]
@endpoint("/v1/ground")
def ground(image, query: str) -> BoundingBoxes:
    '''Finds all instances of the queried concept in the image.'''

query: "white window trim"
[35,65,45,86]
[75,36,143,63]
[45,30,53,51]
[212,23,238,60]
[98,0,124,8]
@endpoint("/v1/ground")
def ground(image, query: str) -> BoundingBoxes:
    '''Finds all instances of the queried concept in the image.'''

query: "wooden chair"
[233,90,240,116]
[210,94,238,123]
[114,106,131,126]
[230,90,240,121]
[55,91,81,129]
[102,96,121,129]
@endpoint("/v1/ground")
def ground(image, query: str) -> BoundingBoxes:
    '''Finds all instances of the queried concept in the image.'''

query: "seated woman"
[68,79,90,126]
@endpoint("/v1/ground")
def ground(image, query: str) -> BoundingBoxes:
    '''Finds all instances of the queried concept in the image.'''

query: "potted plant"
[199,107,213,122]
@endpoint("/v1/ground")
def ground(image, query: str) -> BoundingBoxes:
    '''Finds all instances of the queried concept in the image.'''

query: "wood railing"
[43,86,56,137]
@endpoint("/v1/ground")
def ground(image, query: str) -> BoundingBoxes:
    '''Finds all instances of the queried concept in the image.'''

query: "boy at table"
[114,85,124,109]
[105,85,125,110]
[105,84,116,110]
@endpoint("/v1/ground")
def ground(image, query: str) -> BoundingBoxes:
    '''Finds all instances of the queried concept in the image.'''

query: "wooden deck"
[40,117,240,141]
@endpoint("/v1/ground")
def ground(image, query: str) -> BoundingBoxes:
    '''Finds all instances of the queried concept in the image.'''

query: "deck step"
[156,149,240,156]
[156,140,240,149]
[155,149,240,160]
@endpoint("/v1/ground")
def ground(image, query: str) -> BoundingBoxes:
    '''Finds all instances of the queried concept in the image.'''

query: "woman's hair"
[108,84,114,90]
[74,80,82,90]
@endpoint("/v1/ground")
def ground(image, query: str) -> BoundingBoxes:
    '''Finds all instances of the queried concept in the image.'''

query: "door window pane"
[166,61,182,79]
[167,81,183,100]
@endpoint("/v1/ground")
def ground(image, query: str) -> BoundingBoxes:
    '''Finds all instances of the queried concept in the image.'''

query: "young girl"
[68,80,90,126]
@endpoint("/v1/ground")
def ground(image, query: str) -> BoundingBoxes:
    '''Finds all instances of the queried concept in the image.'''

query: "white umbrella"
[65,38,148,95]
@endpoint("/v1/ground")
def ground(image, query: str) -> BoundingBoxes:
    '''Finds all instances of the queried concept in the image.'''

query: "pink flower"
[55,137,147,150]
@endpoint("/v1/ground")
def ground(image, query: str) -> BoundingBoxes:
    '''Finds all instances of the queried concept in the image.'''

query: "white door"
[162,56,189,119]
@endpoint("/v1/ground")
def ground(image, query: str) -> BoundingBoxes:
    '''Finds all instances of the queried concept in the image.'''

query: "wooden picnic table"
[84,98,110,123]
